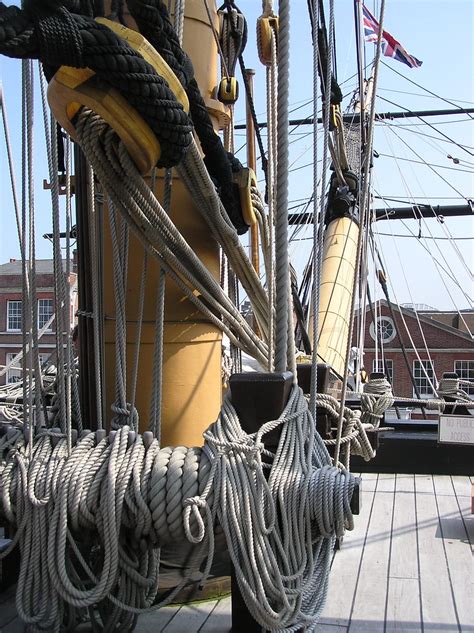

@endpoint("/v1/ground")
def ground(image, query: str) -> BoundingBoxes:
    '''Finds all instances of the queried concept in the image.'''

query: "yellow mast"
[100,0,227,445]
[313,79,373,379]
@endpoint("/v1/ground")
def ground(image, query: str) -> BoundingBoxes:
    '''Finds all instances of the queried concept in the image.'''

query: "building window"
[5,352,51,384]
[369,316,397,344]
[38,299,54,331]
[413,360,435,398]
[454,360,474,396]
[7,300,22,331]
[373,358,394,384]
[5,352,21,384]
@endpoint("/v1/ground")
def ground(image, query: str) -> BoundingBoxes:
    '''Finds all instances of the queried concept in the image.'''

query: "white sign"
[438,415,474,445]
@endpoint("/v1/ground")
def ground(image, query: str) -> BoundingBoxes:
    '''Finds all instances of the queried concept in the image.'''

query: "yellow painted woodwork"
[48,65,160,175]
[47,18,189,175]
[257,15,279,66]
[312,216,359,378]
[233,167,257,227]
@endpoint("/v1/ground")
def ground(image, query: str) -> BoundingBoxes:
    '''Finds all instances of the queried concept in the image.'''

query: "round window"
[369,316,396,344]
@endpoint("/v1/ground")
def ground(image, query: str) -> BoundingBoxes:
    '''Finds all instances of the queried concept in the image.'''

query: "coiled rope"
[1,385,355,632]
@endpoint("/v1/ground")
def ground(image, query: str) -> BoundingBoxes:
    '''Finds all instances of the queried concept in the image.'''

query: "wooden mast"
[100,0,228,445]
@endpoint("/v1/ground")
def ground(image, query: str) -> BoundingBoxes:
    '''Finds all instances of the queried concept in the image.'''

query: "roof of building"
[361,300,473,343]
[0,259,72,275]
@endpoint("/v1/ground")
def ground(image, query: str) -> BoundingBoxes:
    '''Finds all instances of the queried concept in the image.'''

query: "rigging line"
[234,96,319,126]
[376,121,474,151]
[336,0,387,467]
[381,60,474,121]
[381,115,474,164]
[375,195,471,201]
[381,120,469,201]
[380,124,474,282]
[203,0,230,78]
[377,153,474,174]
[374,194,473,310]
[0,82,23,248]
[378,86,474,106]
[371,233,440,399]
[370,217,440,387]
[387,117,474,127]
[377,95,474,158]
[373,232,474,241]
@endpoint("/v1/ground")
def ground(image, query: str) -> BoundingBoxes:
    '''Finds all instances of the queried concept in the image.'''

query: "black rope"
[0,0,193,167]
[126,0,248,234]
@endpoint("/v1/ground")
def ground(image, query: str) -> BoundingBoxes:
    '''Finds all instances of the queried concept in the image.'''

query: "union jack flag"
[359,1,423,69]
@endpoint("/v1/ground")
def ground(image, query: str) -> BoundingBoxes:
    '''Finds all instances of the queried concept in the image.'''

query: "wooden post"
[229,371,301,633]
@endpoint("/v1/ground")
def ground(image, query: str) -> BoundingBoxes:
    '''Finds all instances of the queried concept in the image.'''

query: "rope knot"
[111,403,139,430]
[183,496,206,510]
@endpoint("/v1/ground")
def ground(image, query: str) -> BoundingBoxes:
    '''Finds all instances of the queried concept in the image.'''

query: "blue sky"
[0,0,473,311]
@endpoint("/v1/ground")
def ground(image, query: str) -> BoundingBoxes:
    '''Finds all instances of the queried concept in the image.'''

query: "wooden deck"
[0,474,472,632]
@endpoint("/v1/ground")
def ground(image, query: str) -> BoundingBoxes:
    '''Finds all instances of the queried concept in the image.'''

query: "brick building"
[0,259,77,386]
[356,301,474,408]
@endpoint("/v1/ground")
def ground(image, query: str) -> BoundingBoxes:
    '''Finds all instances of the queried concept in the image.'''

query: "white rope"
[0,385,355,632]
[76,112,269,368]
[265,25,278,371]
[274,0,293,374]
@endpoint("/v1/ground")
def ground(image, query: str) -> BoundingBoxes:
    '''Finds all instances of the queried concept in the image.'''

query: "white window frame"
[5,352,22,384]
[413,359,435,398]
[7,300,22,332]
[373,358,394,384]
[454,360,474,397]
[37,298,54,331]
[5,352,51,384]
[369,316,397,344]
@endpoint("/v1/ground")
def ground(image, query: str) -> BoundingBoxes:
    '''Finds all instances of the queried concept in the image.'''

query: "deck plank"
[348,473,395,632]
[451,476,474,549]
[359,472,378,492]
[389,474,419,580]
[161,600,218,632]
[385,578,422,633]
[415,474,458,632]
[433,476,474,632]
[199,596,231,632]
[385,476,422,629]
[433,474,455,496]
[450,476,472,499]
[318,484,377,626]
[135,605,180,632]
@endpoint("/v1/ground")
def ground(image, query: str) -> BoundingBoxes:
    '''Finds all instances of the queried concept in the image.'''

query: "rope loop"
[183,495,207,543]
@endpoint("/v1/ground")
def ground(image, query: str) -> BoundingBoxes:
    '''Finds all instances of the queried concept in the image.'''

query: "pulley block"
[257,15,279,66]
[233,167,258,227]
[217,76,239,104]
[47,18,189,175]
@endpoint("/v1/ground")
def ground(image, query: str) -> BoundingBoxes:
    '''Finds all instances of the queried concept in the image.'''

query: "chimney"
[9,258,16,263]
